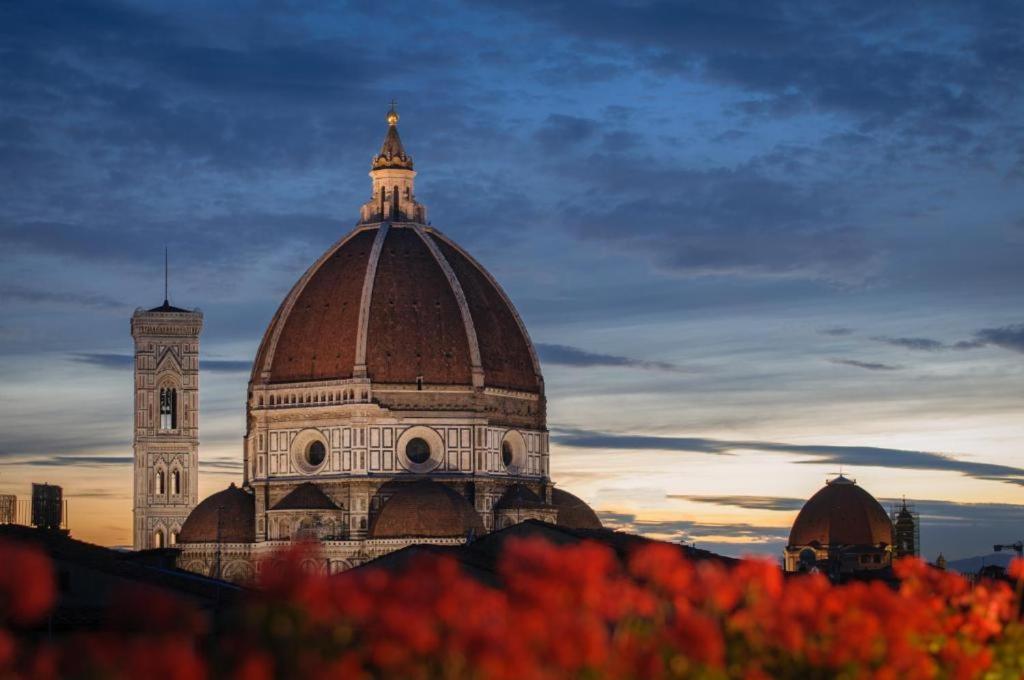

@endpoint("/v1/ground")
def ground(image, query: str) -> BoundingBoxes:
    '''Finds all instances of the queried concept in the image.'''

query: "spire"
[164,245,169,306]
[372,102,413,171]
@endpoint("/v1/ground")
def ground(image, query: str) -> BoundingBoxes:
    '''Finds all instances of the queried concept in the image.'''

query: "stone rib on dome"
[788,476,893,548]
[250,223,542,393]
[178,484,255,544]
[369,480,484,539]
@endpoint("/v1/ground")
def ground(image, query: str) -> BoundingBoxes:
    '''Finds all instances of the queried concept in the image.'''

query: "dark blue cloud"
[873,324,1024,354]
[72,353,251,373]
[828,357,901,371]
[553,429,1024,486]
[536,343,689,373]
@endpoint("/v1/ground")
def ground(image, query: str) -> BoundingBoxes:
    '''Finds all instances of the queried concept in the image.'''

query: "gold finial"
[387,100,399,126]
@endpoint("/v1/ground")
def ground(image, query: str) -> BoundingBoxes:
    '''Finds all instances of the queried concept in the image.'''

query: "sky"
[0,0,1022,560]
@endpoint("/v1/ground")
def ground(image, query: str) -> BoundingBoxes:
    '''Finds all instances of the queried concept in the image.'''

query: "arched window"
[155,469,165,495]
[159,387,177,430]
[392,184,399,215]
[169,531,178,546]
[153,529,164,549]
[171,470,181,495]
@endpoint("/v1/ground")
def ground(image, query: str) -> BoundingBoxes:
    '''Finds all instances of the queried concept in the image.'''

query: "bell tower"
[130,255,202,550]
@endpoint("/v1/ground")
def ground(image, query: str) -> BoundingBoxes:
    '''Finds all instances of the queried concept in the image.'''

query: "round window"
[306,440,326,467]
[406,437,431,464]
[501,440,514,468]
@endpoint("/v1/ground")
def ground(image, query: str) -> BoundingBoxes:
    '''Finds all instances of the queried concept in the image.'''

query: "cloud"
[819,327,854,336]
[486,1,1024,149]
[873,324,1024,354]
[563,159,875,283]
[536,343,689,373]
[597,510,789,549]
[534,114,598,148]
[828,357,901,371]
[552,428,1024,487]
[71,353,251,373]
[0,285,127,311]
[5,455,134,467]
[872,336,947,352]
[974,323,1024,353]
[673,495,805,512]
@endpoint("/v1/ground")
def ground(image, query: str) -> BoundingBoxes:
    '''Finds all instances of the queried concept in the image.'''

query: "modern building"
[170,107,601,581]
[784,474,894,576]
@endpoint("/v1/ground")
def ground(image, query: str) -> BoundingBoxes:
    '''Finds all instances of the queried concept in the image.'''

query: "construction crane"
[993,541,1023,558]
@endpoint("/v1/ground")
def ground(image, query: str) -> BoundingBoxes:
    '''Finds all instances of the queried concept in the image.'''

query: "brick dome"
[178,484,255,543]
[788,476,893,548]
[369,480,484,539]
[251,223,542,393]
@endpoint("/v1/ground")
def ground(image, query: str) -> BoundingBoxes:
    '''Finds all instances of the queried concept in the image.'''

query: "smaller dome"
[789,475,893,548]
[551,488,603,530]
[370,480,483,539]
[178,484,255,543]
[495,484,548,511]
[271,482,340,511]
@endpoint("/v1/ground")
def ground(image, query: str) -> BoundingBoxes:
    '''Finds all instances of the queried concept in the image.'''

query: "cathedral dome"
[369,480,484,539]
[178,484,255,543]
[788,476,893,548]
[551,488,603,530]
[250,224,541,393]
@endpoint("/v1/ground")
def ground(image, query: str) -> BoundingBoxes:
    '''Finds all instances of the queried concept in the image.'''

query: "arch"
[170,469,181,495]
[155,468,166,495]
[159,386,178,430]
[153,528,165,548]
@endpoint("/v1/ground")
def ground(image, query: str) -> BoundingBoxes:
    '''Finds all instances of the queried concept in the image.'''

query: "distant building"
[784,475,894,577]
[891,498,919,558]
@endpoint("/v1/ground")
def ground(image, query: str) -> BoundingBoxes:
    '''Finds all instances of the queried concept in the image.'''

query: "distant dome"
[178,484,255,543]
[551,488,603,530]
[788,476,893,548]
[369,480,484,539]
[250,223,541,393]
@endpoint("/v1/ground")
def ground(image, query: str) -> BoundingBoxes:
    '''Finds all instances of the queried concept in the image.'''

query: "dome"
[270,482,340,511]
[178,484,255,543]
[551,488,603,530]
[788,476,893,548]
[250,223,542,393]
[369,480,484,539]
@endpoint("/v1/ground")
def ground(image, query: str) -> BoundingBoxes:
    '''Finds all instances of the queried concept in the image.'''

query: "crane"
[993,541,1023,558]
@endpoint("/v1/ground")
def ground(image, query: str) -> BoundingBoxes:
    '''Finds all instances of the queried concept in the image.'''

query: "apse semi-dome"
[178,484,255,543]
[788,475,893,548]
[369,480,485,539]
[250,223,542,393]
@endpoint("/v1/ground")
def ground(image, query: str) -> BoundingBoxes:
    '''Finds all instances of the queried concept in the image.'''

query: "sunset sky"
[1,1,1022,560]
